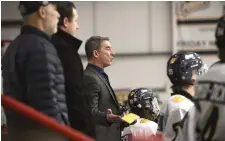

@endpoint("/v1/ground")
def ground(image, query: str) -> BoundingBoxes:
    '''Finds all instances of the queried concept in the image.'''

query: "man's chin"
[53,28,58,34]
[104,63,112,68]
[108,62,113,66]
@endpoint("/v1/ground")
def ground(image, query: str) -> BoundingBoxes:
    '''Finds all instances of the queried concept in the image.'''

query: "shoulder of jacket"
[169,95,187,103]
[84,68,94,75]
[6,35,46,57]
[136,118,157,126]
[21,34,45,43]
[198,63,225,83]
[168,95,193,110]
[83,70,94,77]
[52,34,67,46]
[160,95,193,116]
[19,34,52,51]
[138,118,151,124]
[83,70,100,81]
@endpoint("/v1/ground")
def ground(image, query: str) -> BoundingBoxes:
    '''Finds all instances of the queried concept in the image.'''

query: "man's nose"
[111,49,115,56]
[57,11,60,19]
[76,23,80,29]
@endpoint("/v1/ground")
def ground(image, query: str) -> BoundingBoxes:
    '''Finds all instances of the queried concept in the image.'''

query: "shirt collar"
[88,63,109,80]
[88,63,104,73]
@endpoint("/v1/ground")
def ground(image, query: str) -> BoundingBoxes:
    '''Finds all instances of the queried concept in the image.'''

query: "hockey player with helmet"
[175,15,225,141]
[121,88,160,141]
[157,51,208,141]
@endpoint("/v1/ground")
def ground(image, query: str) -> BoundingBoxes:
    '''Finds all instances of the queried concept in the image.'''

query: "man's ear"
[192,78,197,85]
[63,17,69,28]
[93,50,99,58]
[38,6,46,19]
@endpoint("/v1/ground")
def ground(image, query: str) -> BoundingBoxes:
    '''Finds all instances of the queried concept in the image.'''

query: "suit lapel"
[87,66,119,107]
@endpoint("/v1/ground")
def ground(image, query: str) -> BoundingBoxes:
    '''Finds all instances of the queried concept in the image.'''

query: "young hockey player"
[157,51,208,141]
[121,88,160,141]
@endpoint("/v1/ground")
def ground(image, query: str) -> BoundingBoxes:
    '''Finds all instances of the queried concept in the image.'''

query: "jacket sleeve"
[23,41,59,117]
[82,75,109,126]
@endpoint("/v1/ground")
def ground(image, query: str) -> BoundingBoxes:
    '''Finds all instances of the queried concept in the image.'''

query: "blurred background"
[1,1,225,105]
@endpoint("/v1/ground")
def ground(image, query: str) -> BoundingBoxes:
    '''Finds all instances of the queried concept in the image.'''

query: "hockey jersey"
[175,62,225,141]
[121,118,158,141]
[157,93,194,141]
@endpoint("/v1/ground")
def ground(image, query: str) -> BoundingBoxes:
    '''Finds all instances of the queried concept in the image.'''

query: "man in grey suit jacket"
[82,36,122,141]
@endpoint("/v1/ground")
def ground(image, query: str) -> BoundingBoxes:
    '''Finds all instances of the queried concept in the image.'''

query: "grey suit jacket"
[82,65,121,141]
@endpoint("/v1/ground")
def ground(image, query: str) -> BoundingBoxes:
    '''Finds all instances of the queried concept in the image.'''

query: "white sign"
[177,24,217,51]
[174,1,225,52]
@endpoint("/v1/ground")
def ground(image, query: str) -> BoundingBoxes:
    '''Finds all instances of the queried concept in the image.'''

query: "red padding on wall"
[1,95,95,141]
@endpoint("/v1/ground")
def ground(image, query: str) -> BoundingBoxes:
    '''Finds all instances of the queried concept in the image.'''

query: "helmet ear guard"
[197,64,208,75]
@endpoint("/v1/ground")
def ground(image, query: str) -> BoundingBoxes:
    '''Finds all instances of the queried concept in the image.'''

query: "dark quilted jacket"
[2,25,69,125]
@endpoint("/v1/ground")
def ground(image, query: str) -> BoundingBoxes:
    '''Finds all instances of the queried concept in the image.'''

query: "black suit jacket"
[52,29,95,137]
[83,65,121,141]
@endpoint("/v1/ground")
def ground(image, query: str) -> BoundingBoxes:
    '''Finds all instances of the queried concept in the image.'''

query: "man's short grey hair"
[85,36,109,59]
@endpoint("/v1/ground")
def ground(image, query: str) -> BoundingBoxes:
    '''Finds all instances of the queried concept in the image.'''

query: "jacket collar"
[87,63,109,80]
[54,28,82,51]
[21,25,51,41]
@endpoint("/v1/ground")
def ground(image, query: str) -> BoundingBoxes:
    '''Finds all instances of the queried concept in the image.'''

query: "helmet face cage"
[149,97,160,119]
[128,88,160,120]
[196,63,208,76]
[167,52,207,85]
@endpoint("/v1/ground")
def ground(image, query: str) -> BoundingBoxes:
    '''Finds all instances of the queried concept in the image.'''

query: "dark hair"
[57,1,76,26]
[85,36,109,59]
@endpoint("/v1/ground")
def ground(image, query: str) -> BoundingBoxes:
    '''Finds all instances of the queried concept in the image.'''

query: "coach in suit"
[82,36,121,141]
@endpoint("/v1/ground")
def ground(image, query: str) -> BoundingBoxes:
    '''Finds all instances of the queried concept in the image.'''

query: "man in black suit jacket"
[83,36,122,141]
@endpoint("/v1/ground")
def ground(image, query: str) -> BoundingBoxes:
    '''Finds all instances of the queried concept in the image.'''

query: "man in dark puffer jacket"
[2,2,69,141]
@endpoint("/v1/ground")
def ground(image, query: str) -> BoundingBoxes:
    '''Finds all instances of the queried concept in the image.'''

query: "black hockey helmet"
[167,52,207,86]
[128,88,160,121]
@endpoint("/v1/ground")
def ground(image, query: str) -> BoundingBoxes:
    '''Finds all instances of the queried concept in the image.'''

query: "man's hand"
[106,109,121,122]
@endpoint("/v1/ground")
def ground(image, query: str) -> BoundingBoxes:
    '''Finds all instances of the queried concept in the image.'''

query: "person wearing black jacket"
[52,2,95,138]
[2,2,69,141]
